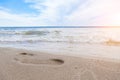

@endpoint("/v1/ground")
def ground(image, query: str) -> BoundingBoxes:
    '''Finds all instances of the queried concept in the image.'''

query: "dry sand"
[0,47,120,80]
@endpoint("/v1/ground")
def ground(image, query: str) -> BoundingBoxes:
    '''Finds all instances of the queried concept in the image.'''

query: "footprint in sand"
[14,52,64,65]
[19,52,34,56]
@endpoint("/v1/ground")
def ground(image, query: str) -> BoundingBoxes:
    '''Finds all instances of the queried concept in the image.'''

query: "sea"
[0,27,120,59]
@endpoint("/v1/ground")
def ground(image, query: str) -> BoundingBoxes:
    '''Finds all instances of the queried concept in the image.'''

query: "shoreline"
[0,44,120,62]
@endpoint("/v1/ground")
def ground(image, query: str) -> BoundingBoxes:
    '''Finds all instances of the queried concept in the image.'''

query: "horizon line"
[0,26,120,28]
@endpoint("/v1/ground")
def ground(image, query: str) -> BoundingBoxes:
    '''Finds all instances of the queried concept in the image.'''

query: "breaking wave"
[22,30,50,35]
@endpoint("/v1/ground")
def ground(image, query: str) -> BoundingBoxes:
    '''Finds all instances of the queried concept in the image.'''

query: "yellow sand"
[0,47,120,80]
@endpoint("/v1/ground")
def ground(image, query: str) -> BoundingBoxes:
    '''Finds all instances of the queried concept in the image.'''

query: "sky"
[0,0,120,26]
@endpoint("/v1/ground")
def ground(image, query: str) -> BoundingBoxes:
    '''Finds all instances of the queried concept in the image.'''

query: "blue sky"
[0,0,120,26]
[0,0,39,14]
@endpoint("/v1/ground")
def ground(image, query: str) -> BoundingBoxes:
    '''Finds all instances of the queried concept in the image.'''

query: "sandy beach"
[0,47,120,80]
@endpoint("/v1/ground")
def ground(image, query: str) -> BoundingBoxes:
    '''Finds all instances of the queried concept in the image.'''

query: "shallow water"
[1,27,120,60]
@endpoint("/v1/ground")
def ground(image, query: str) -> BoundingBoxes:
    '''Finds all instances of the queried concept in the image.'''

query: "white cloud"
[24,0,94,25]
[0,0,120,26]
[64,0,120,26]
[0,7,46,26]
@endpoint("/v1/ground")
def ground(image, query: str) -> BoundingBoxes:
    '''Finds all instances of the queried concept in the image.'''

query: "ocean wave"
[1,37,120,45]
[0,31,16,35]
[22,30,50,35]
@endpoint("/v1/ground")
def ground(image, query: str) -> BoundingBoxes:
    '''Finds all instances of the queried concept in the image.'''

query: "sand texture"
[0,47,120,80]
